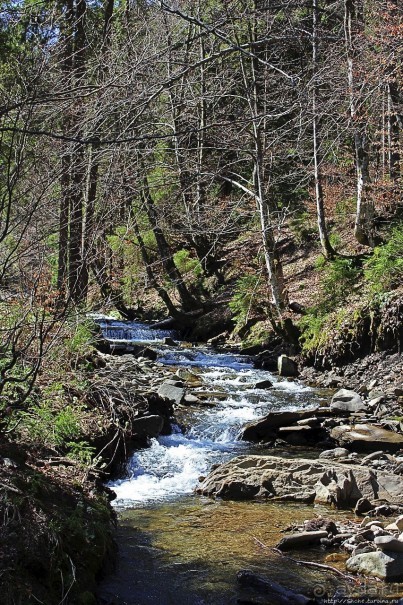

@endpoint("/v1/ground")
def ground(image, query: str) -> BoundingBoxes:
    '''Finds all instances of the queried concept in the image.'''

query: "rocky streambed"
[94,319,403,604]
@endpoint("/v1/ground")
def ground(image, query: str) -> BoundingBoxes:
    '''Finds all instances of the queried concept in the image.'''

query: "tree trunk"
[387,78,401,182]
[57,0,74,302]
[237,0,287,312]
[132,215,179,317]
[344,0,375,247]
[312,0,335,259]
[140,170,199,311]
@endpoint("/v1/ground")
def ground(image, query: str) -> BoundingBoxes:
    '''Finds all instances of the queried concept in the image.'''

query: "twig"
[253,538,357,582]
[0,482,22,494]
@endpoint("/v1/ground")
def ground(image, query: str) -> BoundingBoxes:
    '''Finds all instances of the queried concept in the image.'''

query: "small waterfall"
[94,317,178,343]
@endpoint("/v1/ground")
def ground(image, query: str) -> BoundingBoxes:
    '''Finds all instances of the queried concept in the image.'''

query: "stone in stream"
[319,448,350,460]
[240,409,319,442]
[276,530,328,551]
[254,379,273,389]
[197,455,403,508]
[346,551,403,580]
[354,497,375,515]
[182,393,201,405]
[330,424,403,453]
[330,389,365,413]
[164,379,184,387]
[277,355,299,377]
[131,415,164,439]
[374,536,403,553]
[157,383,185,405]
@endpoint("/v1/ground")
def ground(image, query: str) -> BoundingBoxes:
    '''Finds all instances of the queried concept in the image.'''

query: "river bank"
[93,319,403,604]
[1,316,402,604]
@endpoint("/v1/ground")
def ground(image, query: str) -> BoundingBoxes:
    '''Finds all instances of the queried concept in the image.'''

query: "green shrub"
[320,257,361,308]
[364,224,403,294]
[229,275,264,327]
[23,402,81,448]
[298,310,327,352]
[173,249,203,279]
[66,319,95,361]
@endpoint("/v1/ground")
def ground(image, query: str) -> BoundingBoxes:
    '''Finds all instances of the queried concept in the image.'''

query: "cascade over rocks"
[197,455,403,508]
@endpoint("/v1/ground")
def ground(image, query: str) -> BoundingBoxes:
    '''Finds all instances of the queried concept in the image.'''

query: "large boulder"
[278,355,299,377]
[346,551,403,581]
[240,409,319,442]
[197,455,403,508]
[330,389,365,413]
[331,424,403,453]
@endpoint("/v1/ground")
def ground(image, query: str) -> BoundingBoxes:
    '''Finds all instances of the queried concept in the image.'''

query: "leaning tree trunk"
[140,169,199,311]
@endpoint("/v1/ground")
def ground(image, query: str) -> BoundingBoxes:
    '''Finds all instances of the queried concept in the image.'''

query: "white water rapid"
[97,319,324,508]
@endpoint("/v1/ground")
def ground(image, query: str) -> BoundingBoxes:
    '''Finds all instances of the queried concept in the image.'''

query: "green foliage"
[364,224,403,294]
[229,275,264,327]
[319,257,361,309]
[67,319,95,359]
[335,197,356,216]
[299,257,361,353]
[173,248,205,294]
[298,310,327,352]
[329,232,342,249]
[22,402,85,449]
[67,441,96,466]
[174,249,203,279]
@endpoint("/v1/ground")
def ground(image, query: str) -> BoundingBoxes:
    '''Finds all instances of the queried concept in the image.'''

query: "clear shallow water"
[96,319,403,604]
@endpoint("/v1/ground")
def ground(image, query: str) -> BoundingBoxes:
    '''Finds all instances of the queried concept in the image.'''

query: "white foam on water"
[103,319,323,508]
[109,433,234,507]
[274,379,311,392]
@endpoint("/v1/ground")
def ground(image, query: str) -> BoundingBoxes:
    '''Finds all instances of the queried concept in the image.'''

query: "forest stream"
[95,320,399,605]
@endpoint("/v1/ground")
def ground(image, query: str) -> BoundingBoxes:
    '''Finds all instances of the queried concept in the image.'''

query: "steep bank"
[0,345,179,604]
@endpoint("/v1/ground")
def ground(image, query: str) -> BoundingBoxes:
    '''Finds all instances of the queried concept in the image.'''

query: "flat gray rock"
[197,455,403,508]
[157,383,185,405]
[331,424,403,453]
[277,530,328,550]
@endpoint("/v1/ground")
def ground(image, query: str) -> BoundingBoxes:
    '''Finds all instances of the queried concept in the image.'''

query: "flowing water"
[95,319,399,605]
